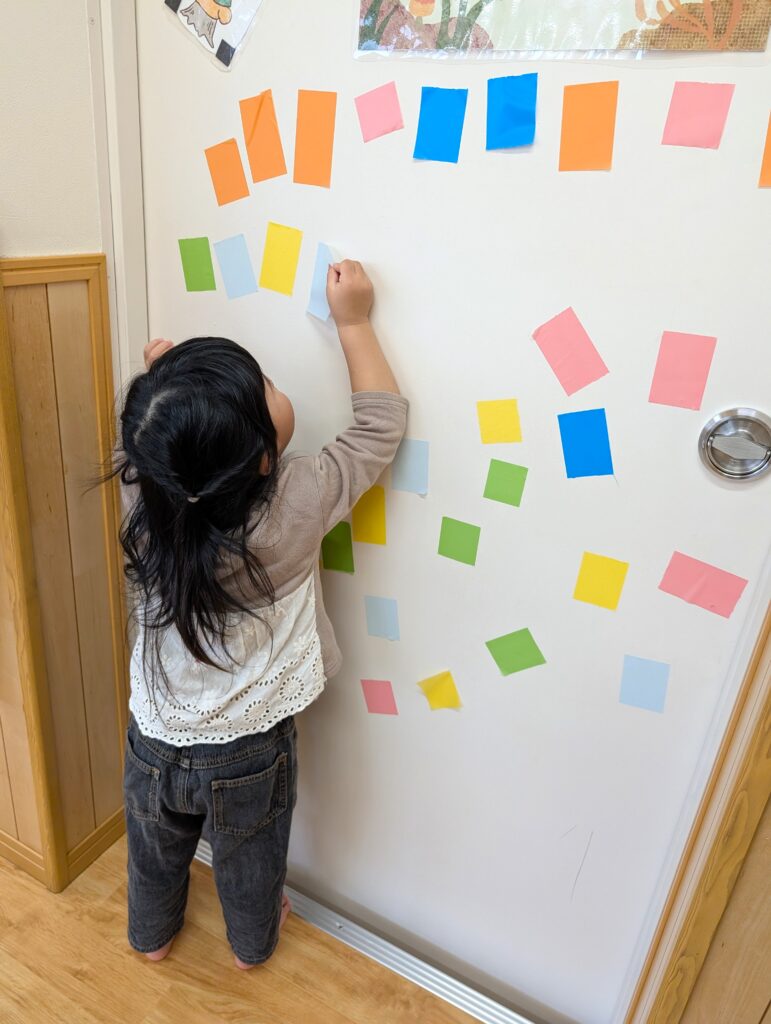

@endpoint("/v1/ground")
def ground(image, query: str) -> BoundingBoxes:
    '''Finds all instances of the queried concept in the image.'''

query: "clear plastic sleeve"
[355,0,771,61]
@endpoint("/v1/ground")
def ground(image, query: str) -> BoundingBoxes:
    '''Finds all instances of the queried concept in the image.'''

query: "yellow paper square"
[351,485,386,545]
[573,552,629,610]
[476,400,522,444]
[418,671,462,711]
[259,221,303,295]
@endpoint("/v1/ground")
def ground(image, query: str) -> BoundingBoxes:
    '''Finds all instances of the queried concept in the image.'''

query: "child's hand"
[144,338,173,370]
[326,260,373,329]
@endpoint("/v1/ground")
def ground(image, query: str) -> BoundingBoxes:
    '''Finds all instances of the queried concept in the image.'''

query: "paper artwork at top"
[166,0,264,69]
[357,1,771,55]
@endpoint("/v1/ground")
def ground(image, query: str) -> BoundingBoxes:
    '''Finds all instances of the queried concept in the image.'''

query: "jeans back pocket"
[212,753,288,837]
[124,738,161,822]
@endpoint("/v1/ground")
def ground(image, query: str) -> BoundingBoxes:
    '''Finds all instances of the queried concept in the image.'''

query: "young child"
[114,260,407,968]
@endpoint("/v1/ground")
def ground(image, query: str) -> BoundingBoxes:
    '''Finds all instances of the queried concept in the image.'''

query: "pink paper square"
[662,82,735,149]
[532,307,609,396]
[659,552,748,618]
[648,331,717,410]
[360,679,399,715]
[354,82,404,143]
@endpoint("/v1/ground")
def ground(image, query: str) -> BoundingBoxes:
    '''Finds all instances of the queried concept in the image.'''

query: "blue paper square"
[486,73,538,150]
[414,87,468,164]
[391,438,429,495]
[307,242,334,321]
[620,655,670,713]
[364,596,400,641]
[213,235,257,299]
[558,409,614,478]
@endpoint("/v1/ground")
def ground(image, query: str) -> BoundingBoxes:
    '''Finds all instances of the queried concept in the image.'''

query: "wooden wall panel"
[47,281,123,827]
[4,285,96,849]
[0,563,20,838]
[0,453,43,851]
[0,725,15,838]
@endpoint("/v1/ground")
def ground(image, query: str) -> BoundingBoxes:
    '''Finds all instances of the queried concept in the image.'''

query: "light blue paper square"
[364,596,400,641]
[307,242,334,321]
[391,438,429,495]
[619,655,670,713]
[213,234,257,299]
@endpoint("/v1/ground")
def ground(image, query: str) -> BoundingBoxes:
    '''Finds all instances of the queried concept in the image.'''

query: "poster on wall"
[358,0,771,57]
[165,0,263,68]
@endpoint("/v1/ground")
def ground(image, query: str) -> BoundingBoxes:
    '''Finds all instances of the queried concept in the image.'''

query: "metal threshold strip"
[195,842,534,1024]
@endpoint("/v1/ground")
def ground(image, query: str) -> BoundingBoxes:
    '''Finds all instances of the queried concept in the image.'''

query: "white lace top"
[129,573,326,745]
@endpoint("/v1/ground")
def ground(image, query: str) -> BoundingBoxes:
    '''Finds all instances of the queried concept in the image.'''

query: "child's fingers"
[144,338,173,368]
[326,265,341,288]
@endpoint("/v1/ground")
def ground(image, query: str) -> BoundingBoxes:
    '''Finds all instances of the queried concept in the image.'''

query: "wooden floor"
[0,837,478,1024]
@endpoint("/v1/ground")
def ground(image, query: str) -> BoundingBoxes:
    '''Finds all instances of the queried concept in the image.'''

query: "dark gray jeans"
[123,713,298,964]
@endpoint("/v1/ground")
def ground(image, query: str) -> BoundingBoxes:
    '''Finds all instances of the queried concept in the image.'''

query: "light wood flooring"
[0,837,478,1024]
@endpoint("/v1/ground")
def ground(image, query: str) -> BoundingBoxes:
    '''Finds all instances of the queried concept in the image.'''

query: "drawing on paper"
[180,0,232,48]
[358,0,771,54]
[166,0,264,68]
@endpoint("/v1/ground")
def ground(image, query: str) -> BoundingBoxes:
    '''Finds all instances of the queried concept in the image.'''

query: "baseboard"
[67,808,125,882]
[0,829,47,884]
[195,840,534,1024]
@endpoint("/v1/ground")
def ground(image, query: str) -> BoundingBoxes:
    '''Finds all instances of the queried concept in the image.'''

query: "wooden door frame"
[625,603,771,1023]
[0,254,129,891]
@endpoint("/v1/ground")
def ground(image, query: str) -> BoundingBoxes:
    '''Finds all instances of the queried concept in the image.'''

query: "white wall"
[0,0,101,257]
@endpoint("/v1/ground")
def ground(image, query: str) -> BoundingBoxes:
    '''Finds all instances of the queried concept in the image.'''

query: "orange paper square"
[760,113,771,188]
[240,90,287,183]
[204,139,249,206]
[559,81,619,172]
[294,90,337,188]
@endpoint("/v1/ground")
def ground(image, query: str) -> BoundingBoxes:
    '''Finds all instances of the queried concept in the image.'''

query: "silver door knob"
[699,408,771,481]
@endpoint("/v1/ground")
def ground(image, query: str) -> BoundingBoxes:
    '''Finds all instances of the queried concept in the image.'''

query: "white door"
[130,4,771,1021]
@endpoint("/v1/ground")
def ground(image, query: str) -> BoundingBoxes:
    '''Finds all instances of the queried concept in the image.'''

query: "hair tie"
[187,495,200,503]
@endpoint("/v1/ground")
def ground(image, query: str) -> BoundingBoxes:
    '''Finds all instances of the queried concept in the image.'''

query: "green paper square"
[438,517,481,566]
[321,521,355,573]
[486,628,545,676]
[483,459,528,507]
[178,237,216,292]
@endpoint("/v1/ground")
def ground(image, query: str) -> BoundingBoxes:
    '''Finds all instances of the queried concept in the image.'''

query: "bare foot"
[145,937,174,962]
[234,894,292,970]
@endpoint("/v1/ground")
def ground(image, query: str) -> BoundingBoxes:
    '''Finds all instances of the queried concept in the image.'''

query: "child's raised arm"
[306,260,407,533]
[326,260,400,396]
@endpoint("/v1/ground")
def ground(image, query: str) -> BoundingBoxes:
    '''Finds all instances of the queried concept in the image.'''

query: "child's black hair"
[108,337,278,674]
